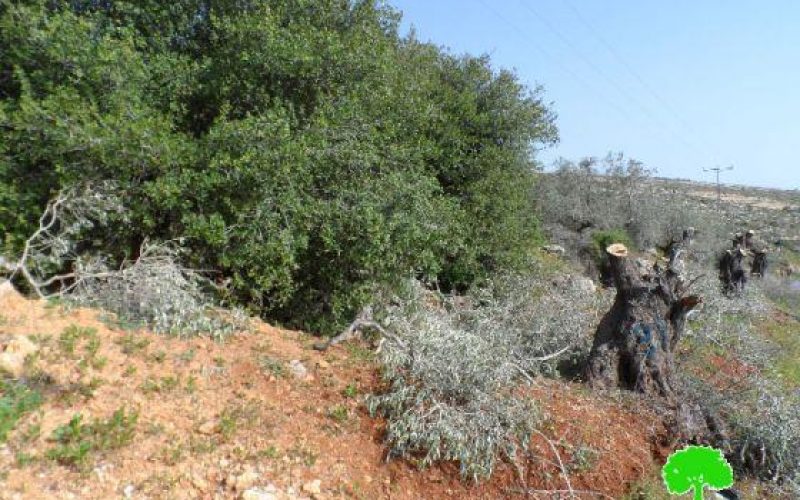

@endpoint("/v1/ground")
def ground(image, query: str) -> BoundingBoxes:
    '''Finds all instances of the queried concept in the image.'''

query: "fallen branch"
[508,488,614,500]
[313,306,407,351]
[2,183,122,298]
[530,343,575,362]
[532,429,576,499]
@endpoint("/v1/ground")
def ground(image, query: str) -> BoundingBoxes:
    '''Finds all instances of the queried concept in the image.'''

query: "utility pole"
[703,165,734,204]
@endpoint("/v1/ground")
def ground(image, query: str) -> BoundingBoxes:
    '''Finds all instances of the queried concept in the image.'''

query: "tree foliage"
[0,0,557,333]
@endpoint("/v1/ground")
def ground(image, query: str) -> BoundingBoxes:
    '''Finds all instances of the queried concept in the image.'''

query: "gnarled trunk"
[586,244,701,401]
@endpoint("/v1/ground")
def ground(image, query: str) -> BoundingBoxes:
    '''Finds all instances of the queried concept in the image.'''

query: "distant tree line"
[0,0,557,333]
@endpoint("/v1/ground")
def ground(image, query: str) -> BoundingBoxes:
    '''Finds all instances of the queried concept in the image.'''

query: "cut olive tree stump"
[584,244,730,445]
[586,243,701,400]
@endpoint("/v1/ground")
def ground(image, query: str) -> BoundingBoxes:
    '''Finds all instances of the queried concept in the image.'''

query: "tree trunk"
[586,244,701,401]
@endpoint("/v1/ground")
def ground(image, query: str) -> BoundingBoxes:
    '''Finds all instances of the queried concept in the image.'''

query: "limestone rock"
[0,352,25,378]
[6,336,38,358]
[302,479,321,496]
[234,471,260,491]
[198,421,217,435]
[288,360,308,379]
[0,335,39,378]
[241,488,277,500]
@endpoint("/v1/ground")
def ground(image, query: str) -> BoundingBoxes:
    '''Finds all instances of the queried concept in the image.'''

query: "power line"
[561,0,723,163]
[473,0,648,130]
[515,0,712,164]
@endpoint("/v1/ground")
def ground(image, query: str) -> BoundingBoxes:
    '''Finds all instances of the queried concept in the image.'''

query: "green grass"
[0,380,43,443]
[185,375,197,394]
[150,350,167,363]
[762,318,800,388]
[258,356,286,378]
[219,410,238,441]
[327,404,349,424]
[98,313,144,332]
[779,247,800,268]
[115,333,150,355]
[59,325,107,372]
[46,407,138,469]
[160,442,185,466]
[345,343,374,363]
[59,325,98,357]
[342,383,358,398]
[258,445,280,459]
[140,376,180,394]
[621,473,671,500]
[287,442,318,467]
[178,348,196,362]
[15,451,35,466]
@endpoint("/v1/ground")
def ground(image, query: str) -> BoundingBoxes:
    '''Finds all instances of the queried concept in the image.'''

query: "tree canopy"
[0,0,557,333]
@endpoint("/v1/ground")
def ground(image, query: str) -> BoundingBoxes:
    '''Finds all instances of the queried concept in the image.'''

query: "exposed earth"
[0,281,669,499]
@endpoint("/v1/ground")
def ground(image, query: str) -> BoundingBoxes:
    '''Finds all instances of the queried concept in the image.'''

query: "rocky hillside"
[0,282,671,500]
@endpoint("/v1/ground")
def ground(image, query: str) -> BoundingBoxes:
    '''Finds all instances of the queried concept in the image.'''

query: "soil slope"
[0,287,662,499]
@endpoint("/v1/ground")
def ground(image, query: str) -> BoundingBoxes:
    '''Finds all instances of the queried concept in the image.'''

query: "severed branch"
[531,430,576,499]
[1,183,123,299]
[313,306,408,352]
[6,191,69,298]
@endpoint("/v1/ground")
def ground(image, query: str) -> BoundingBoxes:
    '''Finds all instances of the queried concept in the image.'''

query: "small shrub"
[179,348,196,362]
[46,407,138,468]
[219,410,238,441]
[15,451,35,466]
[85,335,101,358]
[259,445,280,459]
[90,356,108,370]
[140,376,179,394]
[568,444,600,473]
[327,405,349,423]
[116,333,150,355]
[342,383,358,399]
[185,376,197,394]
[59,325,97,357]
[258,356,286,379]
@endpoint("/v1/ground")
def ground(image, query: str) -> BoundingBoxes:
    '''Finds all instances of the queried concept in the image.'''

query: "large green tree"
[0,0,557,333]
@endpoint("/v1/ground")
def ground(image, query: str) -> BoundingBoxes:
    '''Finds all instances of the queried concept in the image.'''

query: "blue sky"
[390,0,800,189]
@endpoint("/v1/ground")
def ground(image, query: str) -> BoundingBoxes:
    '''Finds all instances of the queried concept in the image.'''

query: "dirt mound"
[0,292,664,499]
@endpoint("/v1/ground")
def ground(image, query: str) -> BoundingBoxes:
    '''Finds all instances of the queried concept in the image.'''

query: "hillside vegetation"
[0,0,556,334]
[2,2,800,500]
